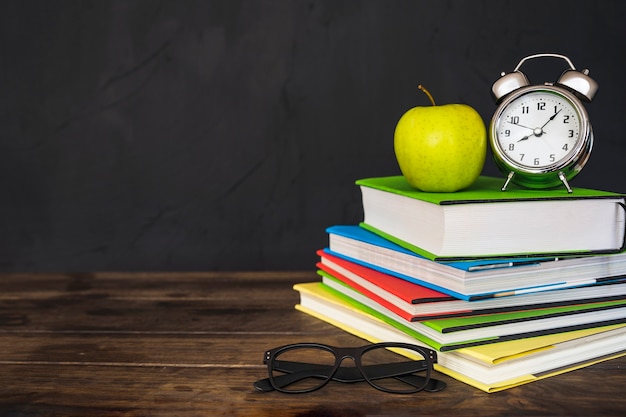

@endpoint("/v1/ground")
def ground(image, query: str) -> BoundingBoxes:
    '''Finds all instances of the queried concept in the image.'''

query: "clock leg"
[558,171,573,193]
[501,171,515,191]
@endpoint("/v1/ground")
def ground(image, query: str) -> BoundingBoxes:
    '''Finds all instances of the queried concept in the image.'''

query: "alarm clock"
[489,53,598,192]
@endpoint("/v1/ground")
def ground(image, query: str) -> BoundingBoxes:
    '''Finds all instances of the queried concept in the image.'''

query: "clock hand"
[511,110,558,142]
[517,128,548,142]
[508,121,535,130]
[541,109,561,129]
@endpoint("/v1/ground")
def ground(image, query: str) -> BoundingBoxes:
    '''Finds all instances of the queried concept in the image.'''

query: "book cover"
[357,175,624,205]
[318,249,454,303]
[316,278,626,350]
[294,282,626,392]
[357,176,626,260]
[326,224,626,300]
[317,269,443,322]
[317,251,626,320]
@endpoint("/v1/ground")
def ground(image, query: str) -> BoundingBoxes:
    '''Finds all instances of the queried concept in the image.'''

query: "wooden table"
[1,271,625,416]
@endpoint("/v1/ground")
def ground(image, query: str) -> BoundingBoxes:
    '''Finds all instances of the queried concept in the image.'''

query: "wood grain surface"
[1,271,625,416]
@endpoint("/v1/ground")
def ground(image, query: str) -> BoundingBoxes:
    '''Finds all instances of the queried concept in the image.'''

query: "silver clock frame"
[490,84,593,192]
[489,53,597,193]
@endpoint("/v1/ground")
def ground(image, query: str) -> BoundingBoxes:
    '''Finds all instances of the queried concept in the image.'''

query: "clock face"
[492,89,584,171]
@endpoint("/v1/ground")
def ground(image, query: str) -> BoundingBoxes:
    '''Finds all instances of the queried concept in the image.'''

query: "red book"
[317,249,467,321]
[316,249,626,321]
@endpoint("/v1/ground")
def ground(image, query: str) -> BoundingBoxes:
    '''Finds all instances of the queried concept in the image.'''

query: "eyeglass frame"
[253,341,445,394]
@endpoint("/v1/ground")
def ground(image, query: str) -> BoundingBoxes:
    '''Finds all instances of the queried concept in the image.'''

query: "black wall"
[1,0,625,271]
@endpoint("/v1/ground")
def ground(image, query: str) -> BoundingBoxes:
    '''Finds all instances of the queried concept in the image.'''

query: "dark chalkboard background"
[1,1,625,271]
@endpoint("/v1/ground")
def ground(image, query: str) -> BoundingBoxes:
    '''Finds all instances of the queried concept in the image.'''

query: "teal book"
[356,176,626,260]
[317,247,626,318]
[325,225,626,300]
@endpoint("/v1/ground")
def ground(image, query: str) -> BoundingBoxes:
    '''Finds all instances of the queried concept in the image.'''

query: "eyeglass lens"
[361,345,430,393]
[269,344,431,393]
[270,345,337,392]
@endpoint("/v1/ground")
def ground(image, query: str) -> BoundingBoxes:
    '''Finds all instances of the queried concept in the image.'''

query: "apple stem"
[418,85,436,106]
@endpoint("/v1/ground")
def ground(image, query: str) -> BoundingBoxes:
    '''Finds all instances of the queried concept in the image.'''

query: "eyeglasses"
[253,342,446,394]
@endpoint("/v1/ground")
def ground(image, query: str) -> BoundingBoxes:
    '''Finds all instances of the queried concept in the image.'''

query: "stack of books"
[294,175,626,392]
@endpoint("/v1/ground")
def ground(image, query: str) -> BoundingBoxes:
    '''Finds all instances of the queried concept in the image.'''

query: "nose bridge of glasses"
[336,353,358,364]
[334,345,367,363]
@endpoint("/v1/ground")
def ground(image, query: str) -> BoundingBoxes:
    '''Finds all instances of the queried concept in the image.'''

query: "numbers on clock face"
[495,91,581,168]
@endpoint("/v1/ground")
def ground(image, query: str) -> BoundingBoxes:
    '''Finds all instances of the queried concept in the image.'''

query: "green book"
[310,279,626,351]
[356,176,626,260]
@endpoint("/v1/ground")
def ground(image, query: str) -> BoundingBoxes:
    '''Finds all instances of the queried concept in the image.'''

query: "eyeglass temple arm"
[253,369,331,392]
[253,361,351,392]
[253,371,445,393]
[253,360,445,392]
[271,359,428,380]
[395,374,447,392]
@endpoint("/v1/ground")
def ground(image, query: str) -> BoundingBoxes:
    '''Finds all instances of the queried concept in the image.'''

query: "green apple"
[394,85,487,192]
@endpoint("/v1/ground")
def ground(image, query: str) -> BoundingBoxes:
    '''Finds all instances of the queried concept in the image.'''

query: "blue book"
[325,225,626,300]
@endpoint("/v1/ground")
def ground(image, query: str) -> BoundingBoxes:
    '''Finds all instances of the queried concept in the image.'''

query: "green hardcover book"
[356,176,626,260]
[306,279,626,351]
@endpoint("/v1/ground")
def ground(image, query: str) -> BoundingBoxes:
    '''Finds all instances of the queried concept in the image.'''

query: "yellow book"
[294,282,626,392]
